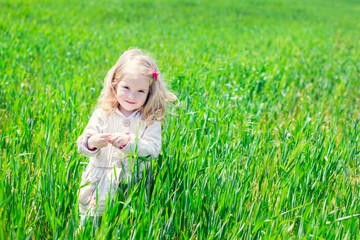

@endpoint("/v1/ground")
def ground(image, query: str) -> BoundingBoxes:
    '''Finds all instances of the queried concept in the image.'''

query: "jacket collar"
[115,109,141,119]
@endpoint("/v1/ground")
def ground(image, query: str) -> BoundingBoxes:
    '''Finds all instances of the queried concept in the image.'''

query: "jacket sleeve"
[77,109,105,157]
[121,120,162,159]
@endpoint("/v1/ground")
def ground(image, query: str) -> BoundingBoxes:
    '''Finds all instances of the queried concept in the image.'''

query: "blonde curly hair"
[97,48,177,125]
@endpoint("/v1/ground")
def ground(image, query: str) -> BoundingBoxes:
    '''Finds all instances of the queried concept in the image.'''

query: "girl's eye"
[123,86,130,90]
[138,90,145,93]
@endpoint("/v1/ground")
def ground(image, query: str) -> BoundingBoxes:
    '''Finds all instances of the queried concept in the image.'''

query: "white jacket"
[77,108,161,164]
[76,108,161,216]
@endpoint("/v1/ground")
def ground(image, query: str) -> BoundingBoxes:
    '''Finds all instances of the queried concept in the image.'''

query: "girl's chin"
[120,106,139,114]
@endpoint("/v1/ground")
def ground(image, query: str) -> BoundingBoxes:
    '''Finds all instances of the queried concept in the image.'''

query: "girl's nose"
[128,91,135,99]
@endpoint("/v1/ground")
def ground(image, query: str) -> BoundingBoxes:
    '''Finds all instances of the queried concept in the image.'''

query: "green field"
[1,0,360,238]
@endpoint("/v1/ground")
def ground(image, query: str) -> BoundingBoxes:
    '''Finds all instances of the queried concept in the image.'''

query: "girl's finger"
[115,139,122,146]
[111,139,118,146]
[100,133,112,138]
[111,134,121,142]
[115,138,122,146]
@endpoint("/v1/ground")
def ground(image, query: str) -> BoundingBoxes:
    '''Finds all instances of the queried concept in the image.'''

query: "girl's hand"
[88,133,111,150]
[109,132,130,148]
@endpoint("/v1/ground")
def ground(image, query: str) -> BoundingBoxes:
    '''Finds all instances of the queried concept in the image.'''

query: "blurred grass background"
[1,0,360,238]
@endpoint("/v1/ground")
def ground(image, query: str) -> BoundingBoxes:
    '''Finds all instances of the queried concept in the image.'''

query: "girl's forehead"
[120,72,150,88]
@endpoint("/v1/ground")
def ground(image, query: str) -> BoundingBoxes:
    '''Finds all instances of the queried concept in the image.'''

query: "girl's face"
[116,72,150,117]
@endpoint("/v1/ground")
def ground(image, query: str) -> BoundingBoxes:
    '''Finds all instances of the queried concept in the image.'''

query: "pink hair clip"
[152,69,158,81]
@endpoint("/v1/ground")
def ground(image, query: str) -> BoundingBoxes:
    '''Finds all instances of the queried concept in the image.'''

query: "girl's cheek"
[116,90,124,99]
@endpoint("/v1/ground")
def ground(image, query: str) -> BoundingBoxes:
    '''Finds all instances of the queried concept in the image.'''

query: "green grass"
[1,0,360,238]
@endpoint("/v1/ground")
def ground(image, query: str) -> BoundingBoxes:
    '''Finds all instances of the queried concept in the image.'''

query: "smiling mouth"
[125,100,136,104]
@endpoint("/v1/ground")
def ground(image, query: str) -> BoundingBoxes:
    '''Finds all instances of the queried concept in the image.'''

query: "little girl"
[77,48,176,226]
